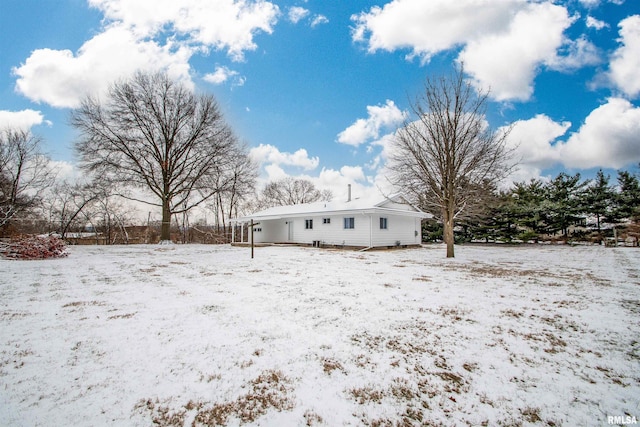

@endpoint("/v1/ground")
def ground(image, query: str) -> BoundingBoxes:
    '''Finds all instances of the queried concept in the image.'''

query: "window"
[253,227,262,232]
[323,218,331,224]
[344,217,355,229]
[380,217,388,230]
[305,219,313,229]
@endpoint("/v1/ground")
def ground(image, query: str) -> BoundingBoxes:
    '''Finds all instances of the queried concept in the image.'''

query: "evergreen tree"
[583,169,615,230]
[512,179,552,237]
[545,173,588,236]
[613,170,640,223]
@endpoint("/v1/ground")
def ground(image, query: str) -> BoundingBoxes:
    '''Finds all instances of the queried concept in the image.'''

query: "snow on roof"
[236,194,431,222]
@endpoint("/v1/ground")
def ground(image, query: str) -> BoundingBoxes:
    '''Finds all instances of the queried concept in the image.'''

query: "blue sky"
[1,0,639,200]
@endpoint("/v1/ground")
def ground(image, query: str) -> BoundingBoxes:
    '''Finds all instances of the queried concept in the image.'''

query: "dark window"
[305,219,313,229]
[323,218,331,224]
[380,217,388,229]
[344,217,355,229]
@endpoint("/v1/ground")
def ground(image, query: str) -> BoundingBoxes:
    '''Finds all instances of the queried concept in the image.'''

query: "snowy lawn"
[1,244,639,426]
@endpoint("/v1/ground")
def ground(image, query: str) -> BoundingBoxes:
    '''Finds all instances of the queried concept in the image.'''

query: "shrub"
[1,235,68,260]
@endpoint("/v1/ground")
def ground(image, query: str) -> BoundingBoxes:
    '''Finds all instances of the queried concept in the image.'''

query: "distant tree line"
[0,71,331,243]
[423,168,640,244]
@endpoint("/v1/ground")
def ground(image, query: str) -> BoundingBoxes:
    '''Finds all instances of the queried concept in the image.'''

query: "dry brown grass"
[137,370,294,426]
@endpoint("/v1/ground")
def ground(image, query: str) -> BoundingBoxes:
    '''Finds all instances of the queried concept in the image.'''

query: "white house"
[232,191,431,249]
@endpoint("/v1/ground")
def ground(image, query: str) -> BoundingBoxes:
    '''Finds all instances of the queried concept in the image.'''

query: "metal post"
[251,219,254,259]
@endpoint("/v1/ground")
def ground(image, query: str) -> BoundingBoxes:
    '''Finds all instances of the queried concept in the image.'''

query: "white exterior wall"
[289,214,373,247]
[252,213,422,247]
[252,219,288,243]
[371,215,421,246]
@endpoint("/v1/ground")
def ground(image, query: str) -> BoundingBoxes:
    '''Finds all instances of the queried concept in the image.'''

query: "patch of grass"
[139,370,294,426]
[107,313,135,320]
[321,357,345,375]
[521,406,542,423]
[303,410,324,426]
[349,386,385,405]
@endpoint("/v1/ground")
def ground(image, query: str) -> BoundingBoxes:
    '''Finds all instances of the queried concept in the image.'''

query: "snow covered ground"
[1,244,638,426]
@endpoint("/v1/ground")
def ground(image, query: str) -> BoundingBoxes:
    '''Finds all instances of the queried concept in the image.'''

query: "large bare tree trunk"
[443,208,455,258]
[161,198,171,242]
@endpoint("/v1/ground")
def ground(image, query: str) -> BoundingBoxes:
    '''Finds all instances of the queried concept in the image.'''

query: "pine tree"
[583,169,615,230]
[545,173,588,237]
[613,170,640,223]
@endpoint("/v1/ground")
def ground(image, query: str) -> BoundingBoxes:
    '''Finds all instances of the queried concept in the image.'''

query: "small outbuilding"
[232,191,431,249]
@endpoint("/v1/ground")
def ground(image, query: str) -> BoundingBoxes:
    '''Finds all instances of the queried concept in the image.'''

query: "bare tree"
[71,71,238,242]
[388,66,513,257]
[0,128,56,235]
[42,180,99,239]
[256,177,332,209]
[203,143,258,233]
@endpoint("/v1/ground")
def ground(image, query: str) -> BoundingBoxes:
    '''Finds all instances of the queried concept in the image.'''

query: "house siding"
[291,214,373,247]
[252,219,288,243]
[252,213,422,247]
[371,215,421,246]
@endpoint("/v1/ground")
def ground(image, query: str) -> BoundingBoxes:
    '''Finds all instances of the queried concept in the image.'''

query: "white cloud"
[203,66,245,87]
[288,6,309,24]
[339,165,365,182]
[352,0,577,101]
[204,66,238,84]
[0,109,49,131]
[502,114,570,182]
[556,97,640,169]
[337,100,405,147]
[609,15,640,98]
[13,25,193,108]
[13,1,279,108]
[547,35,601,72]
[310,15,329,27]
[88,0,280,61]
[264,163,288,181]
[586,15,608,30]
[352,0,514,61]
[249,144,319,170]
[503,99,640,178]
[461,2,573,101]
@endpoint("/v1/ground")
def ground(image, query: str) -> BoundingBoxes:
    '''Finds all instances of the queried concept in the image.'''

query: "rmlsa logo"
[608,415,638,425]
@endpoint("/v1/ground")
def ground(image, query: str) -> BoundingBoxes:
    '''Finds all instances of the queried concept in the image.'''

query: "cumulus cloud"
[203,66,245,87]
[547,35,601,72]
[586,15,608,30]
[351,0,513,60]
[310,15,329,27]
[608,15,640,98]
[204,66,238,84]
[352,0,578,101]
[13,25,194,108]
[556,97,640,169]
[337,100,405,147]
[0,109,49,131]
[88,0,279,61]
[249,144,320,170]
[288,6,309,24]
[461,2,573,101]
[13,0,279,108]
